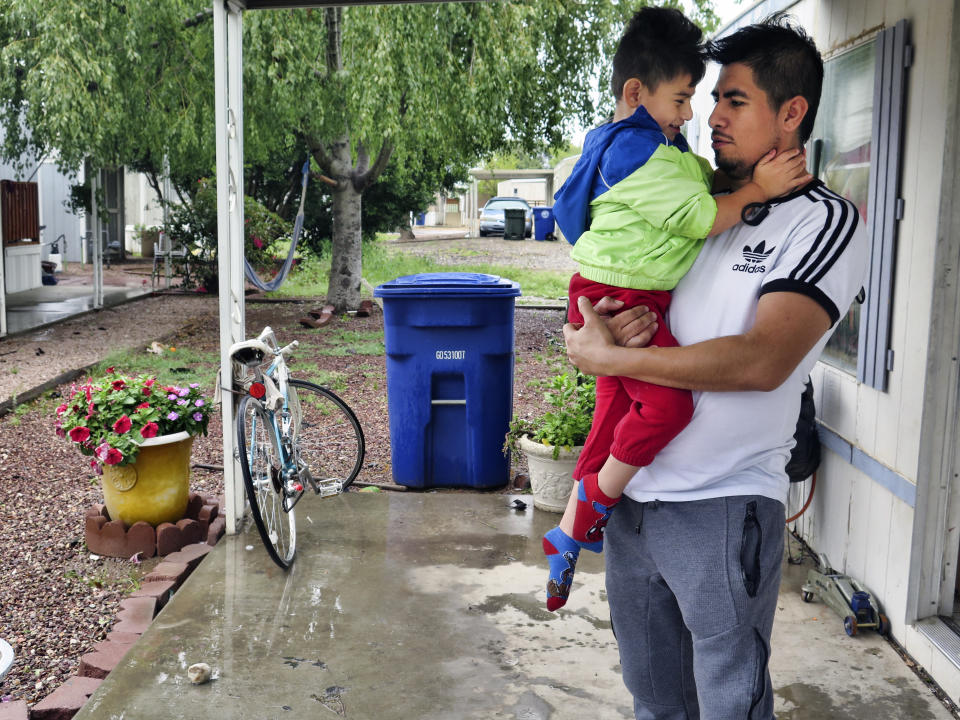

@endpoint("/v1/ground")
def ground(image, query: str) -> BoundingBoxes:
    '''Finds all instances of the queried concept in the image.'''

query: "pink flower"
[140,422,159,439]
[113,415,132,434]
[90,460,103,476]
[193,412,204,422]
[69,426,90,443]
[194,399,205,407]
[144,378,156,388]
[104,448,123,465]
[167,411,179,421]
[252,237,263,249]
[56,403,68,416]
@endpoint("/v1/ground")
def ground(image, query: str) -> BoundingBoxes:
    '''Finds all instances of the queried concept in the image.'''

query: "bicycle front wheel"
[236,394,297,569]
[288,379,365,491]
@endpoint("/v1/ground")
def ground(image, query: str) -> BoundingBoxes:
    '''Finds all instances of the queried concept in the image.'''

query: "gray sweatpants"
[605,495,785,720]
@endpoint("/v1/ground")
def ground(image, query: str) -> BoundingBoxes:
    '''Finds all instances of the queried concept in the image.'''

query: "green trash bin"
[503,208,526,240]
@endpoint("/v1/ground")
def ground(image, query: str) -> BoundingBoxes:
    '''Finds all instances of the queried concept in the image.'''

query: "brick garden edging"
[85,493,226,559]
[5,499,228,720]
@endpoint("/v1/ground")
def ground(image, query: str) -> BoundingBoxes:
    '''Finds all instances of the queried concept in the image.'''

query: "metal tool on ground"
[801,553,890,637]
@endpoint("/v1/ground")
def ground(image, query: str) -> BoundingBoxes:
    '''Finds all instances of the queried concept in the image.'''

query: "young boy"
[543,6,810,611]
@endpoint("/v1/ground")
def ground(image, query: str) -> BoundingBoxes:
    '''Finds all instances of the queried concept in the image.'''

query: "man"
[563,15,868,720]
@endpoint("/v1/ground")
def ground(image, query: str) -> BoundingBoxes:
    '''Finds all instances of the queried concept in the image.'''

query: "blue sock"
[542,527,582,611]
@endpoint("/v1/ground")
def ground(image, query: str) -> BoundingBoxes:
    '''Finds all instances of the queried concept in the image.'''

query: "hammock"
[244,161,310,292]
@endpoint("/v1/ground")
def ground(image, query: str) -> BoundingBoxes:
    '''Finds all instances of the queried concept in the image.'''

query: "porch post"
[214,0,247,534]
[90,172,103,310]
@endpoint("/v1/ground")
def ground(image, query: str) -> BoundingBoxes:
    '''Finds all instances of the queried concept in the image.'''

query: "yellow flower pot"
[100,431,194,527]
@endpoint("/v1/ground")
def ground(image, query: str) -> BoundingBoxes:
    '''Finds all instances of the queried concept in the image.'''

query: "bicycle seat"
[229,338,271,366]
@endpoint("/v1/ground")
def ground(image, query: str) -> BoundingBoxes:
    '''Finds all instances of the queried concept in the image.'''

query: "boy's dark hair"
[705,13,823,144]
[611,7,705,98]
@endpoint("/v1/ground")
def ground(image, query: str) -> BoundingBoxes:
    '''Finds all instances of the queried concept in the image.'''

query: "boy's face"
[636,74,696,141]
[708,62,783,180]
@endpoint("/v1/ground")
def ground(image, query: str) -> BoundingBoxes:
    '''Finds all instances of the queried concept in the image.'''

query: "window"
[813,20,910,391]
[812,42,875,373]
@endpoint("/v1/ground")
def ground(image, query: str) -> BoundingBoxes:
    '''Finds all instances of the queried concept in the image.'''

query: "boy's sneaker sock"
[542,527,581,611]
[571,472,621,545]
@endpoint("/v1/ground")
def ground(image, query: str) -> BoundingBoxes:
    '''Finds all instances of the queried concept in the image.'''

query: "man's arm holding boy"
[564,290,830,392]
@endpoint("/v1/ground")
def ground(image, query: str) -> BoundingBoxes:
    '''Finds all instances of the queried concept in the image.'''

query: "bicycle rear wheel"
[288,379,365,491]
[236,394,297,569]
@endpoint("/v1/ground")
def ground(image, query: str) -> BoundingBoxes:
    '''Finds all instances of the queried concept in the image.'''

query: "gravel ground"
[0,237,570,707]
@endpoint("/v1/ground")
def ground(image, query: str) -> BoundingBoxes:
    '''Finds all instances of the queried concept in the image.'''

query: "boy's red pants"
[567,273,693,479]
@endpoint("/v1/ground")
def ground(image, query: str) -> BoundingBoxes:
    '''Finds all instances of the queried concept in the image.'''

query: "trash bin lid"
[374,272,521,297]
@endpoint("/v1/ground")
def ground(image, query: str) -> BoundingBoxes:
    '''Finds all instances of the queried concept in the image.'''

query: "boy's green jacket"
[554,106,717,291]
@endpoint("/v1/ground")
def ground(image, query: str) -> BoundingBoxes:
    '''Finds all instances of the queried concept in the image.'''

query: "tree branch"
[355,139,394,192]
[325,7,342,73]
[183,9,213,29]
[303,134,333,175]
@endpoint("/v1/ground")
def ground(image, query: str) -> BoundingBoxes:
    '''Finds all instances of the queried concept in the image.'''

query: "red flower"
[140,422,159,439]
[113,415,132,434]
[144,378,156,388]
[68,426,90,443]
[252,237,264,249]
[111,379,126,391]
[106,367,115,374]
[136,402,150,410]
[56,404,68,416]
[104,448,123,465]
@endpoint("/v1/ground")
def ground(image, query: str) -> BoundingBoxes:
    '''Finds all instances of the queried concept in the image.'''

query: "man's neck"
[728,143,805,192]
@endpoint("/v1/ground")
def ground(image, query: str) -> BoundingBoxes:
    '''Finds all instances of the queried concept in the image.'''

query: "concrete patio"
[72,492,955,720]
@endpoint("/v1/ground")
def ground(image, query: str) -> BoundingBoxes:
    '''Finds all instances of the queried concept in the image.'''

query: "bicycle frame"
[230,327,342,511]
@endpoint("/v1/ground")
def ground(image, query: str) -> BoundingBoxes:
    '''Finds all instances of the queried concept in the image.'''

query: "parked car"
[478,197,533,237]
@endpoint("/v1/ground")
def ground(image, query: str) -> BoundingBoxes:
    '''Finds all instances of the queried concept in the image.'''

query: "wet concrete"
[4,285,152,335]
[72,493,955,720]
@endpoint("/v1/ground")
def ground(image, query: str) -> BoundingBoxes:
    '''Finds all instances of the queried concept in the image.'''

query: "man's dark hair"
[705,13,823,144]
[611,7,705,98]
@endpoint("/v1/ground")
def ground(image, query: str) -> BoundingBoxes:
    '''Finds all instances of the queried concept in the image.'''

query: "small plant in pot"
[505,369,595,512]
[55,368,212,526]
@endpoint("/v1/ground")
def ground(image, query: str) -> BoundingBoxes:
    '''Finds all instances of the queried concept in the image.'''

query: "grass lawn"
[269,236,569,301]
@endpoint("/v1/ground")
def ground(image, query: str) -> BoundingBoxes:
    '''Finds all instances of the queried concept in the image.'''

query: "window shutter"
[858,20,911,390]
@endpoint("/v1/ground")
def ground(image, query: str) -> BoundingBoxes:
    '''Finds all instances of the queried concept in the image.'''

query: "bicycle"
[228,326,365,569]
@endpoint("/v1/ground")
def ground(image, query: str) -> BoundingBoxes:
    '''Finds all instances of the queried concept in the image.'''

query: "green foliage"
[506,370,596,460]
[0,0,718,300]
[161,178,291,290]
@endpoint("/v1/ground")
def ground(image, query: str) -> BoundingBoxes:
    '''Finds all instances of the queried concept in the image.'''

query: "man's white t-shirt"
[624,180,869,506]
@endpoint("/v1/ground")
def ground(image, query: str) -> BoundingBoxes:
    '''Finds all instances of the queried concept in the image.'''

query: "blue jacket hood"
[553,106,689,245]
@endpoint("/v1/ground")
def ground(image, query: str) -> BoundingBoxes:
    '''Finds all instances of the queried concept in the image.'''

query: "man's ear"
[779,95,809,135]
[621,78,644,109]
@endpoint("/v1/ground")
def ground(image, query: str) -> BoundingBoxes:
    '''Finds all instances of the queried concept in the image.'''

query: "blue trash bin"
[534,206,556,241]
[373,272,522,489]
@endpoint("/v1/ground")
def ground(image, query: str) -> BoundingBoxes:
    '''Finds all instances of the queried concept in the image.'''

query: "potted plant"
[55,368,211,526]
[505,369,595,512]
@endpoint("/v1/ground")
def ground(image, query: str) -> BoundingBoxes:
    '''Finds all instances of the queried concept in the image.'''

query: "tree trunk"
[327,178,364,312]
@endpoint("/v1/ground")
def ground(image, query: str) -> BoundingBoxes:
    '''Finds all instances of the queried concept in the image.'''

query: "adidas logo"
[742,241,775,262]
[732,241,775,274]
